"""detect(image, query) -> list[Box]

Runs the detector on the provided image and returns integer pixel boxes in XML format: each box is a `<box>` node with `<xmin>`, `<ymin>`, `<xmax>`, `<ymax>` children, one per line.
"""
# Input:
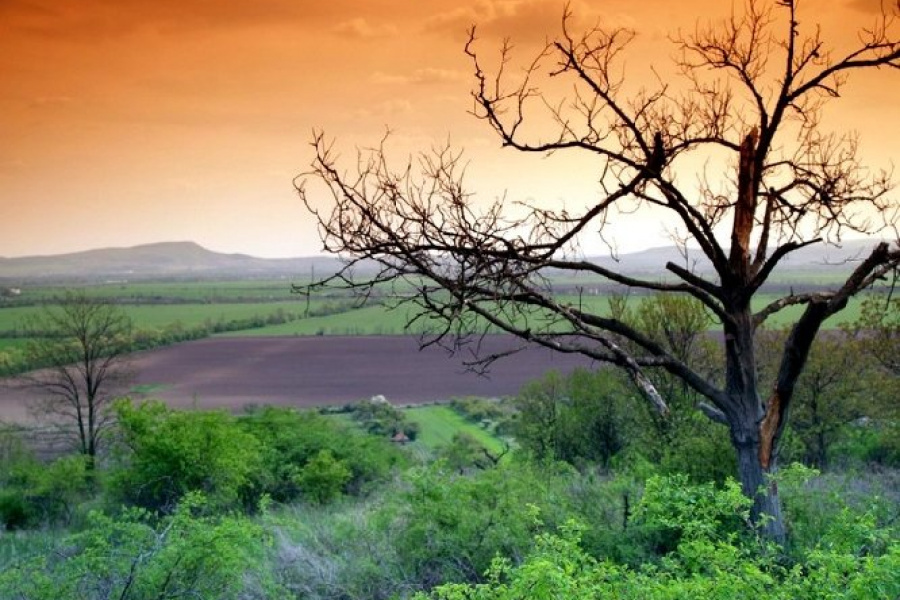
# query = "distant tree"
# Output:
<box><xmin>759</xmin><ymin>329</ymin><xmax>870</xmax><ymax>469</ymax></box>
<box><xmin>513</xmin><ymin>369</ymin><xmax>635</xmax><ymax>468</ymax></box>
<box><xmin>855</xmin><ymin>294</ymin><xmax>900</xmax><ymax>376</ymax></box>
<box><xmin>22</xmin><ymin>291</ymin><xmax>133</xmax><ymax>464</ymax></box>
<box><xmin>299</xmin><ymin>1</ymin><xmax>900</xmax><ymax>541</ymax></box>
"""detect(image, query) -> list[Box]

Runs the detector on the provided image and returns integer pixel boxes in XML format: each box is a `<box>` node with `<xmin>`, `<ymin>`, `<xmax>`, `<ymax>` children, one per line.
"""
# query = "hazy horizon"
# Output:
<box><xmin>2</xmin><ymin>0</ymin><xmax>898</xmax><ymax>259</ymax></box>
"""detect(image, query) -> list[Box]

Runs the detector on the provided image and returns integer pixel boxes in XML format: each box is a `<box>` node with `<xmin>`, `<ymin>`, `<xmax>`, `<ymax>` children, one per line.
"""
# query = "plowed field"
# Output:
<box><xmin>1</xmin><ymin>335</ymin><xmax>596</xmax><ymax>422</ymax></box>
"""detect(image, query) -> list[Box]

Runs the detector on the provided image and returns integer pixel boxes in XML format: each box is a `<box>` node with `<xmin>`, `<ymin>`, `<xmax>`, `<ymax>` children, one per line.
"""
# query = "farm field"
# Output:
<box><xmin>222</xmin><ymin>291</ymin><xmax>871</xmax><ymax>337</ymax></box>
<box><xmin>1</xmin><ymin>277</ymin><xmax>878</xmax><ymax>341</ymax></box>
<box><xmin>0</xmin><ymin>279</ymin><xmax>307</xmax><ymax>303</ymax></box>
<box><xmin>0</xmin><ymin>335</ymin><xmax>596</xmax><ymax>423</ymax></box>
<box><xmin>0</xmin><ymin>300</ymin><xmax>331</xmax><ymax>334</ymax></box>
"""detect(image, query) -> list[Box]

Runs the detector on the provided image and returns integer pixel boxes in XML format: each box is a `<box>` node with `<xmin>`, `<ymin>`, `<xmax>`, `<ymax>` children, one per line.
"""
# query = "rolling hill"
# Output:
<box><xmin>0</xmin><ymin>239</ymin><xmax>887</xmax><ymax>283</ymax></box>
<box><xmin>0</xmin><ymin>242</ymin><xmax>349</xmax><ymax>282</ymax></box>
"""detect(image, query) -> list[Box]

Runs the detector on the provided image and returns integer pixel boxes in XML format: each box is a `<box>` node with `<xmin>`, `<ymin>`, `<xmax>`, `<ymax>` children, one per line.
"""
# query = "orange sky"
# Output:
<box><xmin>1</xmin><ymin>0</ymin><xmax>897</xmax><ymax>258</ymax></box>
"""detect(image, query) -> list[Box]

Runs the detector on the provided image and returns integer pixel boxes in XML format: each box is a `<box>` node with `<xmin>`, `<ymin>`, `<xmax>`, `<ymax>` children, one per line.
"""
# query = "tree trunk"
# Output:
<box><xmin>724</xmin><ymin>302</ymin><xmax>787</xmax><ymax>543</ymax></box>
<box><xmin>733</xmin><ymin>427</ymin><xmax>786</xmax><ymax>544</ymax></box>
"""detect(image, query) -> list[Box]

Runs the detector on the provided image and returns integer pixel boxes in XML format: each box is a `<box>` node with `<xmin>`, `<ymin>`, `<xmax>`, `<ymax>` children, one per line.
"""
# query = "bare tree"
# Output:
<box><xmin>22</xmin><ymin>291</ymin><xmax>133</xmax><ymax>464</ymax></box>
<box><xmin>297</xmin><ymin>0</ymin><xmax>900</xmax><ymax>541</ymax></box>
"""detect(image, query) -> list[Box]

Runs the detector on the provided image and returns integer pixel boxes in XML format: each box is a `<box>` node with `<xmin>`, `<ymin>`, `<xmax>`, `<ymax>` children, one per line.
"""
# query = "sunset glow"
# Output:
<box><xmin>2</xmin><ymin>0</ymin><xmax>898</xmax><ymax>258</ymax></box>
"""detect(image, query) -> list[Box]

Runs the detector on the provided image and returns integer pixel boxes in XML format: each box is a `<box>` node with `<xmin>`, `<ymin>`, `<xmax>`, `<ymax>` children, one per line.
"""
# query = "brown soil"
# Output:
<box><xmin>0</xmin><ymin>335</ymin><xmax>596</xmax><ymax>422</ymax></box>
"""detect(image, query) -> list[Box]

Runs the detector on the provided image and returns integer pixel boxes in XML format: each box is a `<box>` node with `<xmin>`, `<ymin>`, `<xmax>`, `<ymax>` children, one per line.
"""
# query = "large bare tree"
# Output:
<box><xmin>22</xmin><ymin>291</ymin><xmax>133</xmax><ymax>465</ymax></box>
<box><xmin>297</xmin><ymin>0</ymin><xmax>900</xmax><ymax>541</ymax></box>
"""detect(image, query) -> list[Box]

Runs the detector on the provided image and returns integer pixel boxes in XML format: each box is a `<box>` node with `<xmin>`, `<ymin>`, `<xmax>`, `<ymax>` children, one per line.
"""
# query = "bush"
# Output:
<box><xmin>110</xmin><ymin>400</ymin><xmax>262</xmax><ymax>512</ymax></box>
<box><xmin>0</xmin><ymin>435</ymin><xmax>91</xmax><ymax>530</ymax></box>
<box><xmin>295</xmin><ymin>449</ymin><xmax>352</xmax><ymax>505</ymax></box>
<box><xmin>0</xmin><ymin>493</ymin><xmax>277</xmax><ymax>599</ymax></box>
<box><xmin>382</xmin><ymin>460</ymin><xmax>576</xmax><ymax>588</ymax></box>
<box><xmin>349</xmin><ymin>398</ymin><xmax>421</xmax><ymax>441</ymax></box>
<box><xmin>449</xmin><ymin>397</ymin><xmax>506</xmax><ymax>425</ymax></box>
<box><xmin>240</xmin><ymin>406</ymin><xmax>404</xmax><ymax>503</ymax></box>
<box><xmin>417</xmin><ymin>474</ymin><xmax>900</xmax><ymax>600</ymax></box>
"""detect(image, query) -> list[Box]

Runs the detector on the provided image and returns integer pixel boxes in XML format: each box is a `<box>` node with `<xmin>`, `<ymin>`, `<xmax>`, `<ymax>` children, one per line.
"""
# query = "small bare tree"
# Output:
<box><xmin>23</xmin><ymin>291</ymin><xmax>133</xmax><ymax>464</ymax></box>
<box><xmin>297</xmin><ymin>0</ymin><xmax>900</xmax><ymax>541</ymax></box>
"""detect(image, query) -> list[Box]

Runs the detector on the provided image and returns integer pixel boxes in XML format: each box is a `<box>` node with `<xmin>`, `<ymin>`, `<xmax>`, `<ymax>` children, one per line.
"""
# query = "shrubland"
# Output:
<box><xmin>0</xmin><ymin>294</ymin><xmax>898</xmax><ymax>599</ymax></box>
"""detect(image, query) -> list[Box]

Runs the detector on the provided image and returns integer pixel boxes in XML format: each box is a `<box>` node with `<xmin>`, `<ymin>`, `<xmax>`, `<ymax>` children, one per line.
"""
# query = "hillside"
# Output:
<box><xmin>583</xmin><ymin>239</ymin><xmax>883</xmax><ymax>276</ymax></box>
<box><xmin>0</xmin><ymin>242</ymin><xmax>350</xmax><ymax>282</ymax></box>
<box><xmin>0</xmin><ymin>239</ymin><xmax>886</xmax><ymax>284</ymax></box>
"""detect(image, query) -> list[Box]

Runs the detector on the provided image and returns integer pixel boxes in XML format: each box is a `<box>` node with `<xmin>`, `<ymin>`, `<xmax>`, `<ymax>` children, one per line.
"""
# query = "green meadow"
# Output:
<box><xmin>0</xmin><ymin>279</ymin><xmax>879</xmax><ymax>346</ymax></box>
<box><xmin>404</xmin><ymin>404</ymin><xmax>506</xmax><ymax>454</ymax></box>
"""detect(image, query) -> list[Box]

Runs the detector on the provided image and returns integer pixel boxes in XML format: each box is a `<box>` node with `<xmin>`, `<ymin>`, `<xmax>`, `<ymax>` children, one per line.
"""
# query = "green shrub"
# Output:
<box><xmin>294</xmin><ymin>449</ymin><xmax>352</xmax><ymax>505</ymax></box>
<box><xmin>111</xmin><ymin>400</ymin><xmax>262</xmax><ymax>512</ymax></box>
<box><xmin>0</xmin><ymin>493</ymin><xmax>277</xmax><ymax>599</ymax></box>
<box><xmin>349</xmin><ymin>398</ymin><xmax>421</xmax><ymax>440</ymax></box>
<box><xmin>417</xmin><ymin>474</ymin><xmax>900</xmax><ymax>600</ymax></box>
<box><xmin>0</xmin><ymin>444</ymin><xmax>91</xmax><ymax>530</ymax></box>
<box><xmin>383</xmin><ymin>460</ymin><xmax>575</xmax><ymax>587</ymax></box>
<box><xmin>240</xmin><ymin>406</ymin><xmax>403</xmax><ymax>503</ymax></box>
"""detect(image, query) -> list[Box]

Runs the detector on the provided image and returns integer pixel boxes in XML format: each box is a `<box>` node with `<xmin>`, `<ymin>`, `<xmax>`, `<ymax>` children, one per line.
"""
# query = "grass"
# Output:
<box><xmin>0</xmin><ymin>301</ymin><xmax>312</xmax><ymax>333</ymax></box>
<box><xmin>0</xmin><ymin>280</ymin><xmax>883</xmax><ymax>348</ymax></box>
<box><xmin>0</xmin><ymin>338</ymin><xmax>28</xmax><ymax>352</ymax></box>
<box><xmin>404</xmin><ymin>405</ymin><xmax>506</xmax><ymax>455</ymax></box>
<box><xmin>129</xmin><ymin>383</ymin><xmax>170</xmax><ymax>395</ymax></box>
<box><xmin>2</xmin><ymin>279</ymin><xmax>305</xmax><ymax>303</ymax></box>
<box><xmin>222</xmin><ymin>292</ymin><xmax>871</xmax><ymax>337</ymax></box>
<box><xmin>222</xmin><ymin>303</ymin><xmax>427</xmax><ymax>337</ymax></box>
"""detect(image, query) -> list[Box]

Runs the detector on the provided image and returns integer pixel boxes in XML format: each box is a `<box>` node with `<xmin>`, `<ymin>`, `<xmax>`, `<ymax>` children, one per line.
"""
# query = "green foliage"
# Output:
<box><xmin>510</xmin><ymin>368</ymin><xmax>736</xmax><ymax>483</ymax></box>
<box><xmin>449</xmin><ymin>397</ymin><xmax>507</xmax><ymax>426</ymax></box>
<box><xmin>417</xmin><ymin>474</ymin><xmax>900</xmax><ymax>600</ymax></box>
<box><xmin>854</xmin><ymin>293</ymin><xmax>900</xmax><ymax>376</ymax></box>
<box><xmin>633</xmin><ymin>475</ymin><xmax>752</xmax><ymax>546</ymax></box>
<box><xmin>636</xmin><ymin>410</ymin><xmax>737</xmax><ymax>484</ymax></box>
<box><xmin>350</xmin><ymin>397</ymin><xmax>421</xmax><ymax>440</ymax></box>
<box><xmin>240</xmin><ymin>406</ymin><xmax>403</xmax><ymax>502</ymax></box>
<box><xmin>0</xmin><ymin>493</ymin><xmax>276</xmax><ymax>599</ymax></box>
<box><xmin>111</xmin><ymin>400</ymin><xmax>262</xmax><ymax>512</ymax></box>
<box><xmin>294</xmin><ymin>449</ymin><xmax>352</xmax><ymax>505</ymax></box>
<box><xmin>512</xmin><ymin>369</ymin><xmax>636</xmax><ymax>467</ymax></box>
<box><xmin>439</xmin><ymin>432</ymin><xmax>495</xmax><ymax>472</ymax></box>
<box><xmin>384</xmin><ymin>460</ymin><xmax>574</xmax><ymax>587</ymax></box>
<box><xmin>0</xmin><ymin>431</ymin><xmax>91</xmax><ymax>529</ymax></box>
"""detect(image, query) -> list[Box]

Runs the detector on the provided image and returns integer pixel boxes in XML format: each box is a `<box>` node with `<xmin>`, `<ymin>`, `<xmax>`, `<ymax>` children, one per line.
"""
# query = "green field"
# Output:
<box><xmin>0</xmin><ymin>279</ymin><xmax>880</xmax><ymax>347</ymax></box>
<box><xmin>0</xmin><ymin>338</ymin><xmax>27</xmax><ymax>352</ymax></box>
<box><xmin>220</xmin><ymin>292</ymin><xmax>871</xmax><ymax>337</ymax></box>
<box><xmin>1</xmin><ymin>279</ymin><xmax>306</xmax><ymax>304</ymax></box>
<box><xmin>0</xmin><ymin>299</ymin><xmax>341</xmax><ymax>333</ymax></box>
<box><xmin>404</xmin><ymin>405</ymin><xmax>506</xmax><ymax>454</ymax></box>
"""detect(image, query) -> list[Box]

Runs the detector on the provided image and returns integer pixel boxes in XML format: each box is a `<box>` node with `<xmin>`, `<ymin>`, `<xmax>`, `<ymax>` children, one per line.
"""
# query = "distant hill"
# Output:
<box><xmin>0</xmin><ymin>242</ymin><xmax>352</xmax><ymax>283</ymax></box>
<box><xmin>0</xmin><ymin>239</ymin><xmax>888</xmax><ymax>284</ymax></box>
<box><xmin>584</xmin><ymin>239</ymin><xmax>885</xmax><ymax>276</ymax></box>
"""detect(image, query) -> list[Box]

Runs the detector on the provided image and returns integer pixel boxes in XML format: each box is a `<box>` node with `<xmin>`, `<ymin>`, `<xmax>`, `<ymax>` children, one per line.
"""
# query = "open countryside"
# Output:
<box><xmin>0</xmin><ymin>242</ymin><xmax>880</xmax><ymax>422</ymax></box>
<box><xmin>2</xmin><ymin>1</ymin><xmax>900</xmax><ymax>598</ymax></box>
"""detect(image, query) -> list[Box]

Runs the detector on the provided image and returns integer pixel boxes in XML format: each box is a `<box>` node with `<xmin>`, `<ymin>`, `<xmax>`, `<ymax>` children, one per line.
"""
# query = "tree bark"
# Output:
<box><xmin>734</xmin><ymin>427</ymin><xmax>786</xmax><ymax>543</ymax></box>
<box><xmin>723</xmin><ymin>298</ymin><xmax>788</xmax><ymax>541</ymax></box>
